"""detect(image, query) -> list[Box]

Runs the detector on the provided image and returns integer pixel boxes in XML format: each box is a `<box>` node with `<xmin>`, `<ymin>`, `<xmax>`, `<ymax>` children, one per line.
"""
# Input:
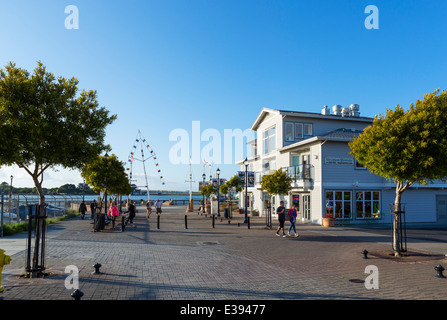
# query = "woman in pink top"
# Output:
<box><xmin>108</xmin><ymin>202</ymin><xmax>119</xmax><ymax>229</ymax></box>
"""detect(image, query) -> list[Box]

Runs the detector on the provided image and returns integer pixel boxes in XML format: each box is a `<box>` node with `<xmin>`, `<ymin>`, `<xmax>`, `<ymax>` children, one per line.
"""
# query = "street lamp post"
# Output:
<box><xmin>82</xmin><ymin>178</ymin><xmax>85</xmax><ymax>203</ymax></box>
<box><xmin>244</xmin><ymin>158</ymin><xmax>248</xmax><ymax>223</ymax></box>
<box><xmin>202</xmin><ymin>173</ymin><xmax>206</xmax><ymax>213</ymax></box>
<box><xmin>216</xmin><ymin>168</ymin><xmax>221</xmax><ymax>217</ymax></box>
<box><xmin>9</xmin><ymin>175</ymin><xmax>13</xmax><ymax>224</ymax></box>
<box><xmin>104</xmin><ymin>152</ymin><xmax>109</xmax><ymax>216</ymax></box>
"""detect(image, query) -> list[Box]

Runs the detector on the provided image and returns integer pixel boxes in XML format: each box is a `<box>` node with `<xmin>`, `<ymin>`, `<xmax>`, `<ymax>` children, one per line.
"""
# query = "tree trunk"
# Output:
<box><xmin>31</xmin><ymin>174</ymin><xmax>46</xmax><ymax>278</ymax></box>
<box><xmin>393</xmin><ymin>181</ymin><xmax>411</xmax><ymax>257</ymax></box>
<box><xmin>393</xmin><ymin>190</ymin><xmax>402</xmax><ymax>256</ymax></box>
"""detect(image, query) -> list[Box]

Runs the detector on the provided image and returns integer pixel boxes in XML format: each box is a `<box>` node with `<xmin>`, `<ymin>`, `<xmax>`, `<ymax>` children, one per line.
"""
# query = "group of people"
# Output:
<box><xmin>78</xmin><ymin>200</ymin><xmax>98</xmax><ymax>220</ymax></box>
<box><xmin>145</xmin><ymin>199</ymin><xmax>163</xmax><ymax>219</ymax></box>
<box><xmin>275</xmin><ymin>201</ymin><xmax>299</xmax><ymax>237</ymax></box>
<box><xmin>78</xmin><ymin>199</ymin><xmax>137</xmax><ymax>230</ymax></box>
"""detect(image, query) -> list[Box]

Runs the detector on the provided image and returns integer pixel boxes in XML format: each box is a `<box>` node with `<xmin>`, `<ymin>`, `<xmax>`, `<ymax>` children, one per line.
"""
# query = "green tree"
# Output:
<box><xmin>349</xmin><ymin>89</ymin><xmax>447</xmax><ymax>255</ymax></box>
<box><xmin>0</xmin><ymin>61</ymin><xmax>116</xmax><ymax>206</ymax></box>
<box><xmin>260</xmin><ymin>169</ymin><xmax>292</xmax><ymax>228</ymax></box>
<box><xmin>57</xmin><ymin>184</ymin><xmax>77</xmax><ymax>194</ymax></box>
<box><xmin>200</xmin><ymin>183</ymin><xmax>216</xmax><ymax>199</ymax></box>
<box><xmin>261</xmin><ymin>169</ymin><xmax>293</xmax><ymax>198</ymax></box>
<box><xmin>81</xmin><ymin>154</ymin><xmax>132</xmax><ymax>203</ymax></box>
<box><xmin>227</xmin><ymin>174</ymin><xmax>244</xmax><ymax>194</ymax></box>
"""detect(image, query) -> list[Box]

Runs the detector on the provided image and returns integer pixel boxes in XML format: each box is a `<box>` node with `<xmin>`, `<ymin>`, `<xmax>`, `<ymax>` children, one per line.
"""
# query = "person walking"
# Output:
<box><xmin>155</xmin><ymin>200</ymin><xmax>162</xmax><ymax>215</ymax></box>
<box><xmin>275</xmin><ymin>201</ymin><xmax>286</xmax><ymax>237</ymax></box>
<box><xmin>90</xmin><ymin>200</ymin><xmax>96</xmax><ymax>220</ymax></box>
<box><xmin>79</xmin><ymin>201</ymin><xmax>87</xmax><ymax>220</ymax></box>
<box><xmin>146</xmin><ymin>201</ymin><xmax>152</xmax><ymax>219</ymax></box>
<box><xmin>107</xmin><ymin>202</ymin><xmax>119</xmax><ymax>229</ymax></box>
<box><xmin>124</xmin><ymin>201</ymin><xmax>136</xmax><ymax>227</ymax></box>
<box><xmin>287</xmin><ymin>204</ymin><xmax>299</xmax><ymax>237</ymax></box>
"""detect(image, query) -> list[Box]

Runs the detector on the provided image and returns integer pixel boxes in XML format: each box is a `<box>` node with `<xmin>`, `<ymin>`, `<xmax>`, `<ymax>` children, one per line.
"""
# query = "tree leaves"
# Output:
<box><xmin>0</xmin><ymin>61</ymin><xmax>116</xmax><ymax>203</ymax></box>
<box><xmin>260</xmin><ymin>169</ymin><xmax>293</xmax><ymax>196</ymax></box>
<box><xmin>81</xmin><ymin>154</ymin><xmax>132</xmax><ymax>195</ymax></box>
<box><xmin>349</xmin><ymin>89</ymin><xmax>447</xmax><ymax>188</ymax></box>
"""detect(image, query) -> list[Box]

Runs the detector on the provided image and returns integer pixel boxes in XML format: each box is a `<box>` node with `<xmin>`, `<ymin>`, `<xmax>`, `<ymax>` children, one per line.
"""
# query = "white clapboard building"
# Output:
<box><xmin>238</xmin><ymin>105</ymin><xmax>447</xmax><ymax>226</ymax></box>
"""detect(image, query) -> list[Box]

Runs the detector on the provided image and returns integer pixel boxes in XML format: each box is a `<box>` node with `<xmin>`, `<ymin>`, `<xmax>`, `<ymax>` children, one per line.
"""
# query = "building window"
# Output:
<box><xmin>263</xmin><ymin>126</ymin><xmax>275</xmax><ymax>154</ymax></box>
<box><xmin>325</xmin><ymin>191</ymin><xmax>351</xmax><ymax>219</ymax></box>
<box><xmin>284</xmin><ymin>122</ymin><xmax>294</xmax><ymax>141</ymax></box>
<box><xmin>304</xmin><ymin>123</ymin><xmax>312</xmax><ymax>135</ymax></box>
<box><xmin>295</xmin><ymin>123</ymin><xmax>303</xmax><ymax>139</ymax></box>
<box><xmin>355</xmin><ymin>159</ymin><xmax>366</xmax><ymax>169</ymax></box>
<box><xmin>356</xmin><ymin>191</ymin><xmax>380</xmax><ymax>218</ymax></box>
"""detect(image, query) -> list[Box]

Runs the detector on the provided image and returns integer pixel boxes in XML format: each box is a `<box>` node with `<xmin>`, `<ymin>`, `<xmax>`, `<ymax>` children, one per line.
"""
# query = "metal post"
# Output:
<box><xmin>1</xmin><ymin>189</ymin><xmax>4</xmax><ymax>238</ymax></box>
<box><xmin>184</xmin><ymin>215</ymin><xmax>188</xmax><ymax>229</ymax></box>
<box><xmin>9</xmin><ymin>176</ymin><xmax>13</xmax><ymax>225</ymax></box>
<box><xmin>157</xmin><ymin>214</ymin><xmax>160</xmax><ymax>229</ymax></box>
<box><xmin>244</xmin><ymin>159</ymin><xmax>248</xmax><ymax>223</ymax></box>
<box><xmin>202</xmin><ymin>174</ymin><xmax>206</xmax><ymax>213</ymax></box>
<box><xmin>212</xmin><ymin>214</ymin><xmax>215</xmax><ymax>228</ymax></box>
<box><xmin>217</xmin><ymin>169</ymin><xmax>221</xmax><ymax>217</ymax></box>
<box><xmin>248</xmin><ymin>216</ymin><xmax>250</xmax><ymax>229</ymax></box>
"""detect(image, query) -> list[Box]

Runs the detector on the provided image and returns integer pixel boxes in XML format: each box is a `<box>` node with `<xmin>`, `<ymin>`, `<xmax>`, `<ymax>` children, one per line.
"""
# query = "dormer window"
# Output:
<box><xmin>304</xmin><ymin>123</ymin><xmax>313</xmax><ymax>135</ymax></box>
<box><xmin>295</xmin><ymin>123</ymin><xmax>303</xmax><ymax>138</ymax></box>
<box><xmin>263</xmin><ymin>126</ymin><xmax>276</xmax><ymax>154</ymax></box>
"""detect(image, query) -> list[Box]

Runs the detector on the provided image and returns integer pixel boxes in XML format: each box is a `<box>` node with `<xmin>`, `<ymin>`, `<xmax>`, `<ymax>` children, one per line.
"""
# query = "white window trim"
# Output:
<box><xmin>295</xmin><ymin>123</ymin><xmax>303</xmax><ymax>139</ymax></box>
<box><xmin>325</xmin><ymin>190</ymin><xmax>352</xmax><ymax>219</ymax></box>
<box><xmin>354</xmin><ymin>159</ymin><xmax>367</xmax><ymax>170</ymax></box>
<box><xmin>263</xmin><ymin>125</ymin><xmax>276</xmax><ymax>155</ymax></box>
<box><xmin>284</xmin><ymin>122</ymin><xmax>294</xmax><ymax>142</ymax></box>
<box><xmin>303</xmin><ymin>123</ymin><xmax>313</xmax><ymax>136</ymax></box>
<box><xmin>355</xmin><ymin>191</ymin><xmax>381</xmax><ymax>219</ymax></box>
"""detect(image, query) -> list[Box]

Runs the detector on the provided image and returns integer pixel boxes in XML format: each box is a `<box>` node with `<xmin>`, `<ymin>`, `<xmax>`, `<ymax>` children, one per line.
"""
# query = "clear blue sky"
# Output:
<box><xmin>1</xmin><ymin>0</ymin><xmax>446</xmax><ymax>191</ymax></box>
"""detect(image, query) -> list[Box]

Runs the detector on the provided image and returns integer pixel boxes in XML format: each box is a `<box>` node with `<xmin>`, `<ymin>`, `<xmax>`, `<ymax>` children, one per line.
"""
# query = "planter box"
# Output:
<box><xmin>322</xmin><ymin>217</ymin><xmax>335</xmax><ymax>227</ymax></box>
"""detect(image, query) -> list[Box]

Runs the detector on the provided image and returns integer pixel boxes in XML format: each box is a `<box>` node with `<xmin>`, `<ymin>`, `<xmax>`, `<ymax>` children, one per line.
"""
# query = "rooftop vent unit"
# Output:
<box><xmin>321</xmin><ymin>105</ymin><xmax>330</xmax><ymax>115</ymax></box>
<box><xmin>332</xmin><ymin>105</ymin><xmax>342</xmax><ymax>116</ymax></box>
<box><xmin>342</xmin><ymin>107</ymin><xmax>349</xmax><ymax>117</ymax></box>
<box><xmin>349</xmin><ymin>104</ymin><xmax>360</xmax><ymax>117</ymax></box>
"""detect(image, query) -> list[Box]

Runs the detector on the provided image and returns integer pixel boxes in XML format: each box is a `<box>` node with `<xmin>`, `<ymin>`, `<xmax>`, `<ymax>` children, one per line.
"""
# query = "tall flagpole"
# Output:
<box><xmin>185</xmin><ymin>156</ymin><xmax>195</xmax><ymax>212</ymax></box>
<box><xmin>138</xmin><ymin>130</ymin><xmax>151</xmax><ymax>203</ymax></box>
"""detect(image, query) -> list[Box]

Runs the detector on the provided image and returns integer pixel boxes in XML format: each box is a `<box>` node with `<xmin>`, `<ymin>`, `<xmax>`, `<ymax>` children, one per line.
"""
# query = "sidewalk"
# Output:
<box><xmin>1</xmin><ymin>205</ymin><xmax>446</xmax><ymax>300</ymax></box>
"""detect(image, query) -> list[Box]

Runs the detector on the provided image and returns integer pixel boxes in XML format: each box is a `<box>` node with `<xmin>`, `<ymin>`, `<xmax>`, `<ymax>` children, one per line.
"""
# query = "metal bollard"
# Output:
<box><xmin>121</xmin><ymin>216</ymin><xmax>126</xmax><ymax>232</ymax></box>
<box><xmin>212</xmin><ymin>214</ymin><xmax>215</xmax><ymax>228</ymax></box>
<box><xmin>92</xmin><ymin>263</ymin><xmax>102</xmax><ymax>274</ymax></box>
<box><xmin>185</xmin><ymin>215</ymin><xmax>188</xmax><ymax>229</ymax></box>
<box><xmin>362</xmin><ymin>250</ymin><xmax>369</xmax><ymax>259</ymax></box>
<box><xmin>71</xmin><ymin>289</ymin><xmax>84</xmax><ymax>301</ymax></box>
<box><xmin>434</xmin><ymin>265</ymin><xmax>446</xmax><ymax>278</ymax></box>
<box><xmin>248</xmin><ymin>217</ymin><xmax>250</xmax><ymax>229</ymax></box>
<box><xmin>157</xmin><ymin>215</ymin><xmax>160</xmax><ymax>229</ymax></box>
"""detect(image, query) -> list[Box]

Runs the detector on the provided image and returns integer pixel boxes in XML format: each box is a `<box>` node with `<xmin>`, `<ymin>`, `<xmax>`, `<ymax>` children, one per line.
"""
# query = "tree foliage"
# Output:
<box><xmin>81</xmin><ymin>154</ymin><xmax>132</xmax><ymax>196</ymax></box>
<box><xmin>349</xmin><ymin>89</ymin><xmax>447</xmax><ymax>255</ymax></box>
<box><xmin>260</xmin><ymin>169</ymin><xmax>292</xmax><ymax>197</ymax></box>
<box><xmin>0</xmin><ymin>61</ymin><xmax>116</xmax><ymax>204</ymax></box>
<box><xmin>200</xmin><ymin>183</ymin><xmax>215</xmax><ymax>198</ymax></box>
<box><xmin>349</xmin><ymin>89</ymin><xmax>447</xmax><ymax>201</ymax></box>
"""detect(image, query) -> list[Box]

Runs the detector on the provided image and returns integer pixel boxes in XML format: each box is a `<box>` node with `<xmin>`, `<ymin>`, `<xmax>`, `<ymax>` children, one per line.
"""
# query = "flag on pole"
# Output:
<box><xmin>203</xmin><ymin>160</ymin><xmax>208</xmax><ymax>166</ymax></box>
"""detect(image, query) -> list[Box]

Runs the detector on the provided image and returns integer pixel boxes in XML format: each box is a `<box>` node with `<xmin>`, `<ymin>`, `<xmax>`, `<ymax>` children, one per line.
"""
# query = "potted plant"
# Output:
<box><xmin>322</xmin><ymin>213</ymin><xmax>335</xmax><ymax>227</ymax></box>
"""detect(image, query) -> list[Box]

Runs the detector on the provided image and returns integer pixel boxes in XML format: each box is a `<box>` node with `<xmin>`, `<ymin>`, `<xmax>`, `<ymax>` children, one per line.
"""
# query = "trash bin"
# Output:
<box><xmin>224</xmin><ymin>208</ymin><xmax>229</xmax><ymax>219</ymax></box>
<box><xmin>94</xmin><ymin>213</ymin><xmax>105</xmax><ymax>231</ymax></box>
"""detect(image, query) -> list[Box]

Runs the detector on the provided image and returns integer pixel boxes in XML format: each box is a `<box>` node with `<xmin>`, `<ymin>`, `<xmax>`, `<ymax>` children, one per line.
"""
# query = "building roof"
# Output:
<box><xmin>280</xmin><ymin>128</ymin><xmax>363</xmax><ymax>152</ymax></box>
<box><xmin>251</xmin><ymin>107</ymin><xmax>374</xmax><ymax>131</ymax></box>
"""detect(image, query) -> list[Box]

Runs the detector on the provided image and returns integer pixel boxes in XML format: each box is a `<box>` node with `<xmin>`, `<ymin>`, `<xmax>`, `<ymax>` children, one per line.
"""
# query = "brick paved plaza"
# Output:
<box><xmin>1</xmin><ymin>205</ymin><xmax>447</xmax><ymax>306</ymax></box>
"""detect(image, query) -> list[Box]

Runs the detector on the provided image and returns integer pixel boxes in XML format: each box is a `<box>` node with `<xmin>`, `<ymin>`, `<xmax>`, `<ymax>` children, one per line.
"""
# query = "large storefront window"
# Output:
<box><xmin>325</xmin><ymin>191</ymin><xmax>351</xmax><ymax>219</ymax></box>
<box><xmin>356</xmin><ymin>191</ymin><xmax>380</xmax><ymax>218</ymax></box>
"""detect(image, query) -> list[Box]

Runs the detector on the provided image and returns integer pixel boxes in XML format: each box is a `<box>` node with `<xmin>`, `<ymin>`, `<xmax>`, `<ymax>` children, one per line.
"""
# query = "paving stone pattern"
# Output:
<box><xmin>1</xmin><ymin>206</ymin><xmax>447</xmax><ymax>300</ymax></box>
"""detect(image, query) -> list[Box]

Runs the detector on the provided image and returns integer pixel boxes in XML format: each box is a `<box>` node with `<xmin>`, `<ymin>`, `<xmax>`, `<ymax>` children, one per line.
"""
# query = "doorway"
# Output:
<box><xmin>303</xmin><ymin>194</ymin><xmax>311</xmax><ymax>222</ymax></box>
<box><xmin>436</xmin><ymin>195</ymin><xmax>447</xmax><ymax>225</ymax></box>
